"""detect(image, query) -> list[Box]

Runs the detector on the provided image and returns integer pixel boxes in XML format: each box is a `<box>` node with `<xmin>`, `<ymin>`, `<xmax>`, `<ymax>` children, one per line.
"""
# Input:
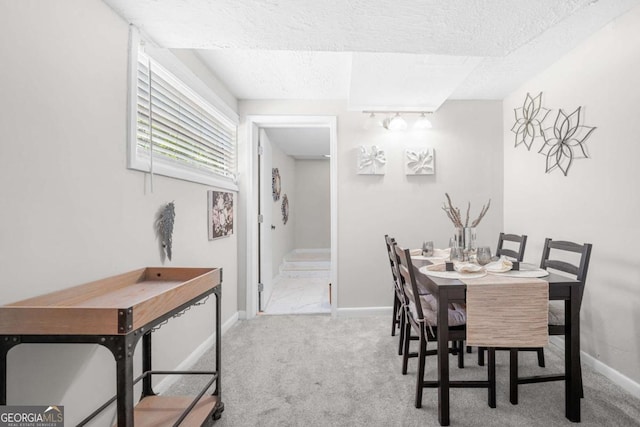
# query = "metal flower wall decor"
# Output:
<box><xmin>357</xmin><ymin>145</ymin><xmax>386</xmax><ymax>175</ymax></box>
<box><xmin>405</xmin><ymin>148</ymin><xmax>435</xmax><ymax>175</ymax></box>
<box><xmin>272</xmin><ymin>168</ymin><xmax>281</xmax><ymax>201</ymax></box>
<box><xmin>511</xmin><ymin>92</ymin><xmax>597</xmax><ymax>176</ymax></box>
<box><xmin>539</xmin><ymin>107</ymin><xmax>596</xmax><ymax>176</ymax></box>
<box><xmin>281</xmin><ymin>194</ymin><xmax>289</xmax><ymax>225</ymax></box>
<box><xmin>511</xmin><ymin>92</ymin><xmax>550</xmax><ymax>150</ymax></box>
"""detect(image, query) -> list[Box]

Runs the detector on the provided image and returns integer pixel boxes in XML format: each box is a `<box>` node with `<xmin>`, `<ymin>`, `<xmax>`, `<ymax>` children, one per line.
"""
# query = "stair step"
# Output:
<box><xmin>279</xmin><ymin>249</ymin><xmax>331</xmax><ymax>278</ymax></box>
<box><xmin>280</xmin><ymin>261</ymin><xmax>330</xmax><ymax>271</ymax></box>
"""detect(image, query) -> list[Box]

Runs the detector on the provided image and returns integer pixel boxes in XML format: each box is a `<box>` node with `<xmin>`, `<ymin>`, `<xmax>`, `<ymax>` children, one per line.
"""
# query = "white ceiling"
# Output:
<box><xmin>103</xmin><ymin>0</ymin><xmax>639</xmax><ymax>153</ymax></box>
<box><xmin>264</xmin><ymin>128</ymin><xmax>330</xmax><ymax>159</ymax></box>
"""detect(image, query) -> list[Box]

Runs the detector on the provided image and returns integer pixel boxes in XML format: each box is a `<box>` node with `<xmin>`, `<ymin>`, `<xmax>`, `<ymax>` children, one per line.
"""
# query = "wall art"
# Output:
<box><xmin>357</xmin><ymin>145</ymin><xmax>386</xmax><ymax>175</ymax></box>
<box><xmin>511</xmin><ymin>92</ymin><xmax>550</xmax><ymax>150</ymax></box>
<box><xmin>281</xmin><ymin>194</ymin><xmax>289</xmax><ymax>225</ymax></box>
<box><xmin>405</xmin><ymin>148</ymin><xmax>435</xmax><ymax>175</ymax></box>
<box><xmin>208</xmin><ymin>190</ymin><xmax>234</xmax><ymax>239</ymax></box>
<box><xmin>156</xmin><ymin>201</ymin><xmax>175</xmax><ymax>261</ymax></box>
<box><xmin>538</xmin><ymin>107</ymin><xmax>596</xmax><ymax>176</ymax></box>
<box><xmin>272</xmin><ymin>168</ymin><xmax>281</xmax><ymax>201</ymax></box>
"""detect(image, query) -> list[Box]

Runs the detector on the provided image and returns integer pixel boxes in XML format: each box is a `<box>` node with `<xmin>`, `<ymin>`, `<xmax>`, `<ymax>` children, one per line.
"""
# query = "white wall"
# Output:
<box><xmin>294</xmin><ymin>159</ymin><xmax>331</xmax><ymax>249</ymax></box>
<box><xmin>270</xmin><ymin>138</ymin><xmax>297</xmax><ymax>275</ymax></box>
<box><xmin>503</xmin><ymin>5</ymin><xmax>640</xmax><ymax>387</ymax></box>
<box><xmin>239</xmin><ymin>100</ymin><xmax>503</xmax><ymax>310</ymax></box>
<box><xmin>0</xmin><ymin>1</ymin><xmax>238</xmax><ymax>424</ymax></box>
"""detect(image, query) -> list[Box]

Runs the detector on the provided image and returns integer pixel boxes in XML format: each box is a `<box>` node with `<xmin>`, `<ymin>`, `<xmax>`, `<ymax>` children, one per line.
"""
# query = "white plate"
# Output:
<box><xmin>412</xmin><ymin>255</ymin><xmax>447</xmax><ymax>263</ymax></box>
<box><xmin>419</xmin><ymin>266</ymin><xmax>487</xmax><ymax>280</ymax></box>
<box><xmin>492</xmin><ymin>269</ymin><xmax>549</xmax><ymax>278</ymax></box>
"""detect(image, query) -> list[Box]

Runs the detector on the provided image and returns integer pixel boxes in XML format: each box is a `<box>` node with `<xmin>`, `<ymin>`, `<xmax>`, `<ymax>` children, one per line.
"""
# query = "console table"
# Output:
<box><xmin>0</xmin><ymin>267</ymin><xmax>224</xmax><ymax>426</ymax></box>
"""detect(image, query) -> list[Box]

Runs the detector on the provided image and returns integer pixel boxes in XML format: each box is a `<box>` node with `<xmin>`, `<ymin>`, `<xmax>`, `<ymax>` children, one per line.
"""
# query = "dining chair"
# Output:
<box><xmin>394</xmin><ymin>244</ymin><xmax>496</xmax><ymax>409</ymax></box>
<box><xmin>384</xmin><ymin>235</ymin><xmax>406</xmax><ymax>355</ymax></box>
<box><xmin>509</xmin><ymin>238</ymin><xmax>592</xmax><ymax>404</ymax></box>
<box><xmin>496</xmin><ymin>232</ymin><xmax>528</xmax><ymax>261</ymax></box>
<box><xmin>475</xmin><ymin>232</ymin><xmax>531</xmax><ymax>362</ymax></box>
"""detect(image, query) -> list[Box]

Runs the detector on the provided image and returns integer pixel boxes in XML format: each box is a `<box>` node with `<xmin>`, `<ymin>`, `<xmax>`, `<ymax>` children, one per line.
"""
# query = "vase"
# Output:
<box><xmin>454</xmin><ymin>227</ymin><xmax>477</xmax><ymax>252</ymax></box>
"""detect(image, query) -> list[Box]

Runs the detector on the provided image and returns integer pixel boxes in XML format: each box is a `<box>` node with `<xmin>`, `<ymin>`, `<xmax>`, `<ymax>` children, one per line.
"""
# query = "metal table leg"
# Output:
<box><xmin>115</xmin><ymin>335</ymin><xmax>135</xmax><ymax>426</ymax></box>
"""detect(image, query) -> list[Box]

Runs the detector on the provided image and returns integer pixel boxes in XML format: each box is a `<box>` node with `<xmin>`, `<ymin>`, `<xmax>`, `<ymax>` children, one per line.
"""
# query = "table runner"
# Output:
<box><xmin>461</xmin><ymin>274</ymin><xmax>549</xmax><ymax>348</ymax></box>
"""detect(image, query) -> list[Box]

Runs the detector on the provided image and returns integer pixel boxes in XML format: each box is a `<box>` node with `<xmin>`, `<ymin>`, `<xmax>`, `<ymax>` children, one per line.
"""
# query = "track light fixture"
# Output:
<box><xmin>414</xmin><ymin>112</ymin><xmax>433</xmax><ymax>129</ymax></box>
<box><xmin>363</xmin><ymin>111</ymin><xmax>433</xmax><ymax>131</ymax></box>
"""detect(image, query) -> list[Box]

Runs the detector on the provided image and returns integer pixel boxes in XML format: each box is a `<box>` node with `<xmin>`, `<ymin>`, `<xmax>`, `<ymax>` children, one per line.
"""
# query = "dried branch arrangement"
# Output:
<box><xmin>442</xmin><ymin>193</ymin><xmax>491</xmax><ymax>228</ymax></box>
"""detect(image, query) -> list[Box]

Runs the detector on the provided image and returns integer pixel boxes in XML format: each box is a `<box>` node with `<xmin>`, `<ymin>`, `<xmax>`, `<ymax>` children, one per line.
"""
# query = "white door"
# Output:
<box><xmin>258</xmin><ymin>129</ymin><xmax>274</xmax><ymax>311</ymax></box>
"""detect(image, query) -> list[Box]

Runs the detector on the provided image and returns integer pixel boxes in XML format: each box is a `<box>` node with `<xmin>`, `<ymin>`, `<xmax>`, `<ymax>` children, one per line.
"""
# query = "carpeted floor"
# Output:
<box><xmin>169</xmin><ymin>315</ymin><xmax>640</xmax><ymax>426</ymax></box>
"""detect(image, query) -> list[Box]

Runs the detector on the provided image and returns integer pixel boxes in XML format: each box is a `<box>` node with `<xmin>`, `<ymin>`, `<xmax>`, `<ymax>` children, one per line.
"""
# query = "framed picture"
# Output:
<box><xmin>357</xmin><ymin>145</ymin><xmax>386</xmax><ymax>175</ymax></box>
<box><xmin>208</xmin><ymin>190</ymin><xmax>234</xmax><ymax>240</ymax></box>
<box><xmin>405</xmin><ymin>148</ymin><xmax>435</xmax><ymax>175</ymax></box>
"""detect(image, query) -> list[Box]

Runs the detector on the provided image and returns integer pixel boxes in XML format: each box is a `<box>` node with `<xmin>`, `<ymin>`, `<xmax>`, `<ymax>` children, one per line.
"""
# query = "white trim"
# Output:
<box><xmin>130</xmin><ymin>154</ymin><xmax>239</xmax><ymax>191</ymax></box>
<box><xmin>335</xmin><ymin>307</ymin><xmax>393</xmax><ymax>318</ymax></box>
<box><xmin>243</xmin><ymin>115</ymin><xmax>338</xmax><ymax>319</ymax></box>
<box><xmin>549</xmin><ymin>336</ymin><xmax>640</xmax><ymax>398</ymax></box>
<box><xmin>154</xmin><ymin>311</ymin><xmax>239</xmax><ymax>394</ymax></box>
<box><xmin>126</xmin><ymin>25</ymin><xmax>139</xmax><ymax>172</ymax></box>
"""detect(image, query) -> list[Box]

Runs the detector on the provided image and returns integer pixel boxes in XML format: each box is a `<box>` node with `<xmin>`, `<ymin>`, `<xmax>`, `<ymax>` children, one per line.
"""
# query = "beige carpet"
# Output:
<box><xmin>169</xmin><ymin>314</ymin><xmax>640</xmax><ymax>426</ymax></box>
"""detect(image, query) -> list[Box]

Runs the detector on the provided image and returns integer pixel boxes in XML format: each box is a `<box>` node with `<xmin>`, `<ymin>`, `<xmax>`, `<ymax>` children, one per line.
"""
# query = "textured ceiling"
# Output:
<box><xmin>104</xmin><ymin>0</ymin><xmax>640</xmax><ymax>106</ymax></box>
<box><xmin>102</xmin><ymin>0</ymin><xmax>640</xmax><ymax>150</ymax></box>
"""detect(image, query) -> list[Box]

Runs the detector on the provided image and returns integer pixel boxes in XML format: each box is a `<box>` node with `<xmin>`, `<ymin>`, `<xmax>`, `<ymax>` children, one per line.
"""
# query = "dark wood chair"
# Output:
<box><xmin>394</xmin><ymin>244</ymin><xmax>496</xmax><ymax>409</ymax></box>
<box><xmin>496</xmin><ymin>232</ymin><xmax>528</xmax><ymax>261</ymax></box>
<box><xmin>475</xmin><ymin>232</ymin><xmax>530</xmax><ymax>362</ymax></box>
<box><xmin>509</xmin><ymin>238</ymin><xmax>592</xmax><ymax>404</ymax></box>
<box><xmin>384</xmin><ymin>235</ymin><xmax>406</xmax><ymax>355</ymax></box>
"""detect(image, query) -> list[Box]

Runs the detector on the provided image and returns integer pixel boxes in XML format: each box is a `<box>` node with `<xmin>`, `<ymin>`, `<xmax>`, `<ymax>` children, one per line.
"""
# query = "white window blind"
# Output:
<box><xmin>131</xmin><ymin>50</ymin><xmax>237</xmax><ymax>187</ymax></box>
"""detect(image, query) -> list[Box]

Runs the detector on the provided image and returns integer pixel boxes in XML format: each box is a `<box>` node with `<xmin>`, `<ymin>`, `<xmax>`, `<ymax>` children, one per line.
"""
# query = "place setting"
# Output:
<box><xmin>417</xmin><ymin>244</ymin><xmax>549</xmax><ymax>280</ymax></box>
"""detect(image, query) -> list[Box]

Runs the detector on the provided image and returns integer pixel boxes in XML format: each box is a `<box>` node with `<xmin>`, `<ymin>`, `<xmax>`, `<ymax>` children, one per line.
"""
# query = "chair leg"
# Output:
<box><xmin>398</xmin><ymin>308</ymin><xmax>405</xmax><ymax>356</ymax></box>
<box><xmin>391</xmin><ymin>293</ymin><xmax>399</xmax><ymax>336</ymax></box>
<box><xmin>467</xmin><ymin>345</ymin><xmax>473</xmax><ymax>354</ymax></box>
<box><xmin>402</xmin><ymin>322</ymin><xmax>411</xmax><ymax>375</ymax></box>
<box><xmin>537</xmin><ymin>347</ymin><xmax>545</xmax><ymax>367</ymax></box>
<box><xmin>488</xmin><ymin>347</ymin><xmax>496</xmax><ymax>408</ymax></box>
<box><xmin>457</xmin><ymin>340</ymin><xmax>464</xmax><ymax>369</ymax></box>
<box><xmin>478</xmin><ymin>346</ymin><xmax>485</xmax><ymax>366</ymax></box>
<box><xmin>415</xmin><ymin>331</ymin><xmax>427</xmax><ymax>408</ymax></box>
<box><xmin>510</xmin><ymin>349</ymin><xmax>518</xmax><ymax>405</ymax></box>
<box><xmin>579</xmin><ymin>356</ymin><xmax>584</xmax><ymax>398</ymax></box>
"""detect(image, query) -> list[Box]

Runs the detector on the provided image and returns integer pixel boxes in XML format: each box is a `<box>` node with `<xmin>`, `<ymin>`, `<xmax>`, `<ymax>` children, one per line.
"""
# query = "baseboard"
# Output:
<box><xmin>549</xmin><ymin>336</ymin><xmax>640</xmax><ymax>399</ymax></box>
<box><xmin>335</xmin><ymin>306</ymin><xmax>392</xmax><ymax>317</ymax></box>
<box><xmin>154</xmin><ymin>311</ymin><xmax>239</xmax><ymax>394</ymax></box>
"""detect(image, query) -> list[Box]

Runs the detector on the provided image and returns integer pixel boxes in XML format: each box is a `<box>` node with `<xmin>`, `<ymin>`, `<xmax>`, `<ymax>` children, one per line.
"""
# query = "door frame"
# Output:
<box><xmin>244</xmin><ymin>115</ymin><xmax>338</xmax><ymax>319</ymax></box>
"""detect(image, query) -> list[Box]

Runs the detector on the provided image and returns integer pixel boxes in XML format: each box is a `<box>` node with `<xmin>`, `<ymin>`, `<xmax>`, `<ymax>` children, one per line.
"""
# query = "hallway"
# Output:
<box><xmin>263</xmin><ymin>249</ymin><xmax>331</xmax><ymax>314</ymax></box>
<box><xmin>262</xmin><ymin>276</ymin><xmax>331</xmax><ymax>314</ymax></box>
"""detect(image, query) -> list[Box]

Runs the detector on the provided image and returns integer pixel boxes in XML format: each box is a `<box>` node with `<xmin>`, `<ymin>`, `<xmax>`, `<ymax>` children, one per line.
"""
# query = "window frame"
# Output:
<box><xmin>127</xmin><ymin>28</ymin><xmax>239</xmax><ymax>190</ymax></box>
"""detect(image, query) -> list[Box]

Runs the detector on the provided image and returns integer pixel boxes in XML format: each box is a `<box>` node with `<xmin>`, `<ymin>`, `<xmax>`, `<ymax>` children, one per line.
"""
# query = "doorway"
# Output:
<box><xmin>244</xmin><ymin>116</ymin><xmax>337</xmax><ymax>319</ymax></box>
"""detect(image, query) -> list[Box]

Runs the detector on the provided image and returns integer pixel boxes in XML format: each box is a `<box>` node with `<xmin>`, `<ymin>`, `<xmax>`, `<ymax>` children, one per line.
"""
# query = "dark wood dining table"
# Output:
<box><xmin>411</xmin><ymin>257</ymin><xmax>583</xmax><ymax>426</ymax></box>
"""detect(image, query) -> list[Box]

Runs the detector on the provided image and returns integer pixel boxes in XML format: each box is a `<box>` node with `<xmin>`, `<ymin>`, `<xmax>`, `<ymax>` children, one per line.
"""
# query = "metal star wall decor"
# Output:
<box><xmin>511</xmin><ymin>92</ymin><xmax>550</xmax><ymax>150</ymax></box>
<box><xmin>538</xmin><ymin>107</ymin><xmax>596</xmax><ymax>176</ymax></box>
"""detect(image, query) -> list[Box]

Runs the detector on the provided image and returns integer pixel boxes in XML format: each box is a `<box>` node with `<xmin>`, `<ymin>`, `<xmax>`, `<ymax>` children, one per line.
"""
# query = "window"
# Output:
<box><xmin>128</xmin><ymin>40</ymin><xmax>238</xmax><ymax>189</ymax></box>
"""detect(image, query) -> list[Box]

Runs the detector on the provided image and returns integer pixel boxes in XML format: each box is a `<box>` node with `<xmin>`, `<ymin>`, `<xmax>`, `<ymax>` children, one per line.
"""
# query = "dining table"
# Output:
<box><xmin>410</xmin><ymin>256</ymin><xmax>583</xmax><ymax>426</ymax></box>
